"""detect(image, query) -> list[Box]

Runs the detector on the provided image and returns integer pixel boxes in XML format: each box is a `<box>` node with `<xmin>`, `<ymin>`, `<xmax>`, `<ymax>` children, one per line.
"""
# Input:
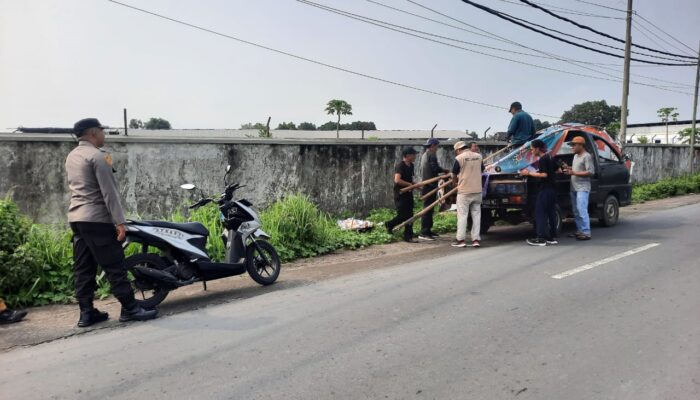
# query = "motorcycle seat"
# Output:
<box><xmin>131</xmin><ymin>220</ymin><xmax>209</xmax><ymax>236</ymax></box>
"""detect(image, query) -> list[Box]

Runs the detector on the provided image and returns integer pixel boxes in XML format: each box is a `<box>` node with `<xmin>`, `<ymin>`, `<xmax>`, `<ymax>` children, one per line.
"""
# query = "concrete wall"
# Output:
<box><xmin>0</xmin><ymin>135</ymin><xmax>696</xmax><ymax>223</ymax></box>
<box><xmin>0</xmin><ymin>134</ymin><xmax>498</xmax><ymax>223</ymax></box>
<box><xmin>625</xmin><ymin>144</ymin><xmax>700</xmax><ymax>184</ymax></box>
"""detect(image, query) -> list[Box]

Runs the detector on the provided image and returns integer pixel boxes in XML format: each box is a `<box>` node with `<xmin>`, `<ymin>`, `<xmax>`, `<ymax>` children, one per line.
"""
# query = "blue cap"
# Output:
<box><xmin>423</xmin><ymin>138</ymin><xmax>440</xmax><ymax>147</ymax></box>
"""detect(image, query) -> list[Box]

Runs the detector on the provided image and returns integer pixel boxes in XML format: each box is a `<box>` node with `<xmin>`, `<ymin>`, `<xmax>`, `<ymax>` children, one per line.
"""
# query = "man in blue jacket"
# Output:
<box><xmin>506</xmin><ymin>101</ymin><xmax>536</xmax><ymax>146</ymax></box>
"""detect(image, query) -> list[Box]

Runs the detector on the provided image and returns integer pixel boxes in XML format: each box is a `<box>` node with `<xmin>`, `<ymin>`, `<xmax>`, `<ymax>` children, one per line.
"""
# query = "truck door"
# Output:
<box><xmin>592</xmin><ymin>136</ymin><xmax>631</xmax><ymax>205</ymax></box>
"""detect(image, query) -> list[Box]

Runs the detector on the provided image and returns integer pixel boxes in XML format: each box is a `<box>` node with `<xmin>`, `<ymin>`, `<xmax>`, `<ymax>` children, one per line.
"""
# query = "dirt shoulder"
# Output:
<box><xmin>2</xmin><ymin>194</ymin><xmax>698</xmax><ymax>352</ymax></box>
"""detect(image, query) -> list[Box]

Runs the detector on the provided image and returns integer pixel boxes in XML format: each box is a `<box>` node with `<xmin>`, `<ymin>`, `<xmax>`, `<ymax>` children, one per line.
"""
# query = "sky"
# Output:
<box><xmin>1</xmin><ymin>0</ymin><xmax>699</xmax><ymax>132</ymax></box>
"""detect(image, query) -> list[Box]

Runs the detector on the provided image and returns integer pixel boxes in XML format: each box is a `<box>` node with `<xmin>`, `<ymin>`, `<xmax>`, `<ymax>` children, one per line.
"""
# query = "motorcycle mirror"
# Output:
<box><xmin>180</xmin><ymin>183</ymin><xmax>196</xmax><ymax>190</ymax></box>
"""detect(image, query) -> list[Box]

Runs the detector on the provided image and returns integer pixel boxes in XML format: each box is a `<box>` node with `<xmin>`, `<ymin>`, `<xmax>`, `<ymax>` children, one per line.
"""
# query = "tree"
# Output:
<box><xmin>144</xmin><ymin>117</ymin><xmax>171</xmax><ymax>130</ymax></box>
<box><xmin>128</xmin><ymin>119</ymin><xmax>144</xmax><ymax>129</ymax></box>
<box><xmin>297</xmin><ymin>122</ymin><xmax>317</xmax><ymax>130</ymax></box>
<box><xmin>677</xmin><ymin>127</ymin><xmax>699</xmax><ymax>144</ymax></box>
<box><xmin>318</xmin><ymin>121</ymin><xmax>338</xmax><ymax>131</ymax></box>
<box><xmin>637</xmin><ymin>136</ymin><xmax>649</xmax><ymax>144</ymax></box>
<box><xmin>657</xmin><ymin>107</ymin><xmax>679</xmax><ymax>144</ymax></box>
<box><xmin>324</xmin><ymin>99</ymin><xmax>353</xmax><ymax>139</ymax></box>
<box><xmin>560</xmin><ymin>100</ymin><xmax>621</xmax><ymax>138</ymax></box>
<box><xmin>344</xmin><ymin>121</ymin><xmax>377</xmax><ymax>131</ymax></box>
<box><xmin>533</xmin><ymin>119</ymin><xmax>551</xmax><ymax>132</ymax></box>
<box><xmin>241</xmin><ymin>122</ymin><xmax>266</xmax><ymax>130</ymax></box>
<box><xmin>276</xmin><ymin>122</ymin><xmax>297</xmax><ymax>130</ymax></box>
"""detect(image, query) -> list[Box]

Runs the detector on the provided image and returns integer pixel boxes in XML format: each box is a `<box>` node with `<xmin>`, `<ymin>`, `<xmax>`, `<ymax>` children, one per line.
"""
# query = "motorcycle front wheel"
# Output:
<box><xmin>125</xmin><ymin>253</ymin><xmax>170</xmax><ymax>309</ymax></box>
<box><xmin>246</xmin><ymin>240</ymin><xmax>281</xmax><ymax>285</ymax></box>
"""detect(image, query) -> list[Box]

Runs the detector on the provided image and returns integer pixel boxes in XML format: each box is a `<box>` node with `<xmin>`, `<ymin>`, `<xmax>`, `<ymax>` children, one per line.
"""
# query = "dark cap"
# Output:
<box><xmin>423</xmin><ymin>138</ymin><xmax>440</xmax><ymax>147</ymax></box>
<box><xmin>402</xmin><ymin>147</ymin><xmax>418</xmax><ymax>156</ymax></box>
<box><xmin>509</xmin><ymin>101</ymin><xmax>522</xmax><ymax>112</ymax></box>
<box><xmin>73</xmin><ymin>118</ymin><xmax>107</xmax><ymax>136</ymax></box>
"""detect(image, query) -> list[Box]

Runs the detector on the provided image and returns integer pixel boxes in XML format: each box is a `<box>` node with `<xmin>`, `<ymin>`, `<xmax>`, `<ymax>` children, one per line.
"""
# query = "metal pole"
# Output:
<box><xmin>690</xmin><ymin>41</ymin><xmax>699</xmax><ymax>173</ymax></box>
<box><xmin>123</xmin><ymin>108</ymin><xmax>128</xmax><ymax>136</ymax></box>
<box><xmin>619</xmin><ymin>0</ymin><xmax>633</xmax><ymax>146</ymax></box>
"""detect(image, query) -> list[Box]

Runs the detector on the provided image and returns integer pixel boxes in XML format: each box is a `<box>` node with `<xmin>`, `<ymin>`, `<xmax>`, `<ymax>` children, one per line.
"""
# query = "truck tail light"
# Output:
<box><xmin>509</xmin><ymin>195</ymin><xmax>524</xmax><ymax>204</ymax></box>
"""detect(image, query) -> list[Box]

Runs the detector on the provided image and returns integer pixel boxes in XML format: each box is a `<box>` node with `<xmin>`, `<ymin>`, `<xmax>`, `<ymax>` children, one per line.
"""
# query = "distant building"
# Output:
<box><xmin>626</xmin><ymin>120</ymin><xmax>694</xmax><ymax>144</ymax></box>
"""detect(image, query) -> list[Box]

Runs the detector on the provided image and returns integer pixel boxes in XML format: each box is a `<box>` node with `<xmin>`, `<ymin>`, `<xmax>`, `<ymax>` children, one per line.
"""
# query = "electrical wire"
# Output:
<box><xmin>494</xmin><ymin>0</ymin><xmax>624</xmax><ymax>19</ymax></box>
<box><xmin>104</xmin><ymin>0</ymin><xmax>561</xmax><ymax>118</ymax></box>
<box><xmin>633</xmin><ymin>19</ymin><xmax>696</xmax><ymax>58</ymax></box>
<box><xmin>516</xmin><ymin>0</ymin><xmax>698</xmax><ymax>60</ymax></box>
<box><xmin>570</xmin><ymin>0</ymin><xmax>627</xmax><ymax>13</ymax></box>
<box><xmin>635</xmin><ymin>13</ymin><xmax>697</xmax><ymax>55</ymax></box>
<box><xmin>300</xmin><ymin>0</ymin><xmax>694</xmax><ymax>94</ymax></box>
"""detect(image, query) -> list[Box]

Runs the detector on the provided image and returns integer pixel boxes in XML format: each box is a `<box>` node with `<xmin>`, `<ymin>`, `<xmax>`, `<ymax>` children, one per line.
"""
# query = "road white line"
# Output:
<box><xmin>551</xmin><ymin>243</ymin><xmax>661</xmax><ymax>279</ymax></box>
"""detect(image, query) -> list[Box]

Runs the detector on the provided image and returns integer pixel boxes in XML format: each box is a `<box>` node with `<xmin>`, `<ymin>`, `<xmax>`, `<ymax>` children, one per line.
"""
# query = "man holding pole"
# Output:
<box><xmin>451</xmin><ymin>141</ymin><xmax>483</xmax><ymax>248</ymax></box>
<box><xmin>386</xmin><ymin>147</ymin><xmax>419</xmax><ymax>242</ymax></box>
<box><xmin>418</xmin><ymin>138</ymin><xmax>449</xmax><ymax>241</ymax></box>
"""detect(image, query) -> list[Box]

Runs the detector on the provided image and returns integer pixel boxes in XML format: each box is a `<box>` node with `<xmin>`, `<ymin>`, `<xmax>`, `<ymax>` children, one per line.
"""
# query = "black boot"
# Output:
<box><xmin>77</xmin><ymin>300</ymin><xmax>109</xmax><ymax>328</ymax></box>
<box><xmin>119</xmin><ymin>305</ymin><xmax>158</xmax><ymax>322</ymax></box>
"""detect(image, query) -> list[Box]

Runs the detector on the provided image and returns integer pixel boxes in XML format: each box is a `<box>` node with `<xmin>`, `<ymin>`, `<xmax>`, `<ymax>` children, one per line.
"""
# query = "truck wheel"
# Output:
<box><xmin>599</xmin><ymin>195</ymin><xmax>619</xmax><ymax>227</ymax></box>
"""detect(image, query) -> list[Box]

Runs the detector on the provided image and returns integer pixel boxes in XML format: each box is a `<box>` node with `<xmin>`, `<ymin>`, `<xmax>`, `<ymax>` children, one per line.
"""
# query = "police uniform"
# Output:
<box><xmin>66</xmin><ymin>118</ymin><xmax>156</xmax><ymax>326</ymax></box>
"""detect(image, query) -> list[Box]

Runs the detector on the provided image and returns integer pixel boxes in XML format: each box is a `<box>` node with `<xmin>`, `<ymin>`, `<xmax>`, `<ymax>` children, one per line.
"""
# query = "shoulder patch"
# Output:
<box><xmin>104</xmin><ymin>154</ymin><xmax>113</xmax><ymax>167</ymax></box>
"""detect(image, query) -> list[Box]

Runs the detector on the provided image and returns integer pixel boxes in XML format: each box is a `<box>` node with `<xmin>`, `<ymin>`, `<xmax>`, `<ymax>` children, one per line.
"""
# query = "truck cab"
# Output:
<box><xmin>481</xmin><ymin>126</ymin><xmax>632</xmax><ymax>234</ymax></box>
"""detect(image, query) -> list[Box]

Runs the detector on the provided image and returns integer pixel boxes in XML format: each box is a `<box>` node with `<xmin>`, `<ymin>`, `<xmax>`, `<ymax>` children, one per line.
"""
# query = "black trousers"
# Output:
<box><xmin>420</xmin><ymin>185</ymin><xmax>437</xmax><ymax>235</ymax></box>
<box><xmin>535</xmin><ymin>187</ymin><xmax>558</xmax><ymax>241</ymax></box>
<box><xmin>386</xmin><ymin>194</ymin><xmax>414</xmax><ymax>240</ymax></box>
<box><xmin>70</xmin><ymin>222</ymin><xmax>136</xmax><ymax>309</ymax></box>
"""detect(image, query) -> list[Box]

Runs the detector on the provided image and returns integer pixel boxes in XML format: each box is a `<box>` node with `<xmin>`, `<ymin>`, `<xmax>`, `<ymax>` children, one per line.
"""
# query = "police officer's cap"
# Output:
<box><xmin>74</xmin><ymin>118</ymin><xmax>108</xmax><ymax>137</ymax></box>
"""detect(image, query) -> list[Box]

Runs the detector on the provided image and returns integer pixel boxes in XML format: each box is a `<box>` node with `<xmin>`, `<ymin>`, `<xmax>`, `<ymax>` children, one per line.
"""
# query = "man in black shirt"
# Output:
<box><xmin>386</xmin><ymin>147</ymin><xmax>418</xmax><ymax>242</ymax></box>
<box><xmin>418</xmin><ymin>138</ymin><xmax>449</xmax><ymax>241</ymax></box>
<box><xmin>519</xmin><ymin>139</ymin><xmax>560</xmax><ymax>246</ymax></box>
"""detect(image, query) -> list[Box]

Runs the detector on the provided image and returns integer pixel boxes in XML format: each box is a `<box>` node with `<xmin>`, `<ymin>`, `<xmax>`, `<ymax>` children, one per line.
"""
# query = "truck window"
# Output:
<box><xmin>594</xmin><ymin>137</ymin><xmax>620</xmax><ymax>163</ymax></box>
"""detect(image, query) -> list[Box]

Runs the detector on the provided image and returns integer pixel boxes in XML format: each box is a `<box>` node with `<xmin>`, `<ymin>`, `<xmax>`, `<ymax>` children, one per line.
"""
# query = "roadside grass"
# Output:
<box><xmin>632</xmin><ymin>173</ymin><xmax>700</xmax><ymax>203</ymax></box>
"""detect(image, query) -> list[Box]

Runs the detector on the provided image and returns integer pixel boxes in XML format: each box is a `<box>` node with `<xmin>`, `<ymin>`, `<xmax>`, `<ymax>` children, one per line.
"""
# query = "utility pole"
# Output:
<box><xmin>690</xmin><ymin>41</ymin><xmax>700</xmax><ymax>173</ymax></box>
<box><xmin>619</xmin><ymin>0</ymin><xmax>633</xmax><ymax>147</ymax></box>
<box><xmin>123</xmin><ymin>108</ymin><xmax>128</xmax><ymax>136</ymax></box>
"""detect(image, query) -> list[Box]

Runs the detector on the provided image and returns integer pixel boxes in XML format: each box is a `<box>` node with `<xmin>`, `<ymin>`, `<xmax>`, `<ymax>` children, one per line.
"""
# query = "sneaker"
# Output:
<box><xmin>576</xmin><ymin>234</ymin><xmax>591</xmax><ymax>241</ymax></box>
<box><xmin>429</xmin><ymin>232</ymin><xmax>441</xmax><ymax>238</ymax></box>
<box><xmin>0</xmin><ymin>309</ymin><xmax>27</xmax><ymax>325</ymax></box>
<box><xmin>526</xmin><ymin>238</ymin><xmax>547</xmax><ymax>246</ymax></box>
<box><xmin>418</xmin><ymin>235</ymin><xmax>436</xmax><ymax>241</ymax></box>
<box><xmin>404</xmin><ymin>237</ymin><xmax>418</xmax><ymax>243</ymax></box>
<box><xmin>546</xmin><ymin>239</ymin><xmax>559</xmax><ymax>246</ymax></box>
<box><xmin>451</xmin><ymin>240</ymin><xmax>467</xmax><ymax>248</ymax></box>
<box><xmin>472</xmin><ymin>240</ymin><xmax>481</xmax><ymax>248</ymax></box>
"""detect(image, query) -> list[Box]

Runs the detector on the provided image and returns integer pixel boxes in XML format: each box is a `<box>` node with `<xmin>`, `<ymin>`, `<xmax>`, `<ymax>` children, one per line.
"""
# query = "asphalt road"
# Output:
<box><xmin>2</xmin><ymin>203</ymin><xmax>699</xmax><ymax>400</ymax></box>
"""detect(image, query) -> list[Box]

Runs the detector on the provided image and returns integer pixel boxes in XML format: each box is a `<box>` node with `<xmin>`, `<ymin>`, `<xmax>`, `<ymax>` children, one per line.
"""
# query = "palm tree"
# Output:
<box><xmin>325</xmin><ymin>99</ymin><xmax>353</xmax><ymax>139</ymax></box>
<box><xmin>657</xmin><ymin>107</ymin><xmax>679</xmax><ymax>144</ymax></box>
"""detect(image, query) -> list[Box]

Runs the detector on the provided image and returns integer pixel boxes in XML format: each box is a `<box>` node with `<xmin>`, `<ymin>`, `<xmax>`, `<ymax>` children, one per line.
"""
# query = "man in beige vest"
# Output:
<box><xmin>451</xmin><ymin>141</ymin><xmax>483</xmax><ymax>248</ymax></box>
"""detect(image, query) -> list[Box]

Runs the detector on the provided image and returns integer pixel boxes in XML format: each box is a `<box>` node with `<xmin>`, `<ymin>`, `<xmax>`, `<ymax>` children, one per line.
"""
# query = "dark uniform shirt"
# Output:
<box><xmin>536</xmin><ymin>153</ymin><xmax>557</xmax><ymax>189</ymax></box>
<box><xmin>393</xmin><ymin>161</ymin><xmax>414</xmax><ymax>198</ymax></box>
<box><xmin>65</xmin><ymin>141</ymin><xmax>126</xmax><ymax>225</ymax></box>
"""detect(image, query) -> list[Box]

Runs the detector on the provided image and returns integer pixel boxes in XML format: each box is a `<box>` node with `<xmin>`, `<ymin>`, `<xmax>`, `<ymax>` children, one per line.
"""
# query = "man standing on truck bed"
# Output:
<box><xmin>564</xmin><ymin>136</ymin><xmax>595</xmax><ymax>240</ymax></box>
<box><xmin>451</xmin><ymin>141</ymin><xmax>483</xmax><ymax>248</ymax></box>
<box><xmin>419</xmin><ymin>138</ymin><xmax>449</xmax><ymax>241</ymax></box>
<box><xmin>506</xmin><ymin>101</ymin><xmax>536</xmax><ymax>147</ymax></box>
<box><xmin>519</xmin><ymin>139</ymin><xmax>560</xmax><ymax>246</ymax></box>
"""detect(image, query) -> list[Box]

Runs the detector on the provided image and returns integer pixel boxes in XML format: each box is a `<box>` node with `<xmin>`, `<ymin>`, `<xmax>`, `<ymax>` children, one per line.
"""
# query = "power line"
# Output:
<box><xmin>570</xmin><ymin>0</ymin><xmax>627</xmax><ymax>13</ymax></box>
<box><xmin>104</xmin><ymin>0</ymin><xmax>560</xmax><ymax>118</ymax></box>
<box><xmin>516</xmin><ymin>0</ymin><xmax>698</xmax><ymax>60</ymax></box>
<box><xmin>494</xmin><ymin>0</ymin><xmax>624</xmax><ymax>19</ymax></box>
<box><xmin>460</xmin><ymin>0</ymin><xmax>696</xmax><ymax>66</ymax></box>
<box><xmin>633</xmin><ymin>18</ymin><xmax>696</xmax><ymax>57</ymax></box>
<box><xmin>635</xmin><ymin>13</ymin><xmax>697</xmax><ymax>54</ymax></box>
<box><xmin>300</xmin><ymin>0</ymin><xmax>694</xmax><ymax>94</ymax></box>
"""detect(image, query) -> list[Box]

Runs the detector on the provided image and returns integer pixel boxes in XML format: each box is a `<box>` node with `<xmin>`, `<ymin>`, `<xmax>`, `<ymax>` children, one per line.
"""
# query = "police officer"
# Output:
<box><xmin>66</xmin><ymin>118</ymin><xmax>157</xmax><ymax>327</ymax></box>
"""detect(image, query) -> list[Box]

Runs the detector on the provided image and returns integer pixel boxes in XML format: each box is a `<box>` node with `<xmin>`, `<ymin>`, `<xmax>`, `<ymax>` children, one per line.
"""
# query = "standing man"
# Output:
<box><xmin>469</xmin><ymin>141</ymin><xmax>480</xmax><ymax>155</ymax></box>
<box><xmin>451</xmin><ymin>141</ymin><xmax>483</xmax><ymax>248</ymax></box>
<box><xmin>66</xmin><ymin>118</ymin><xmax>157</xmax><ymax>327</ymax></box>
<box><xmin>386</xmin><ymin>147</ymin><xmax>419</xmax><ymax>243</ymax></box>
<box><xmin>506</xmin><ymin>101</ymin><xmax>536</xmax><ymax>147</ymax></box>
<box><xmin>418</xmin><ymin>138</ymin><xmax>449</xmax><ymax>241</ymax></box>
<box><xmin>564</xmin><ymin>136</ymin><xmax>595</xmax><ymax>240</ymax></box>
<box><xmin>520</xmin><ymin>139</ymin><xmax>560</xmax><ymax>246</ymax></box>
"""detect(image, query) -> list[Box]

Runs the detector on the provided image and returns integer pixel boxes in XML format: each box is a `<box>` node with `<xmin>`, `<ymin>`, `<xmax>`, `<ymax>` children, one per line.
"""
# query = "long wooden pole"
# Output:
<box><xmin>419</xmin><ymin>179</ymin><xmax>450</xmax><ymax>201</ymax></box>
<box><xmin>619</xmin><ymin>0</ymin><xmax>633</xmax><ymax>147</ymax></box>
<box><xmin>399</xmin><ymin>173</ymin><xmax>450</xmax><ymax>193</ymax></box>
<box><xmin>483</xmin><ymin>144</ymin><xmax>513</xmax><ymax>164</ymax></box>
<box><xmin>690</xmin><ymin>41</ymin><xmax>700</xmax><ymax>173</ymax></box>
<box><xmin>392</xmin><ymin>187</ymin><xmax>458</xmax><ymax>232</ymax></box>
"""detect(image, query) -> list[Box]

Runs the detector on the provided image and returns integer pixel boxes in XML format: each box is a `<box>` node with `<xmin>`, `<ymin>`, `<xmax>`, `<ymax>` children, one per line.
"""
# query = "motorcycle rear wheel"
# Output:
<box><xmin>246</xmin><ymin>240</ymin><xmax>281</xmax><ymax>285</ymax></box>
<box><xmin>125</xmin><ymin>253</ymin><xmax>170</xmax><ymax>309</ymax></box>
